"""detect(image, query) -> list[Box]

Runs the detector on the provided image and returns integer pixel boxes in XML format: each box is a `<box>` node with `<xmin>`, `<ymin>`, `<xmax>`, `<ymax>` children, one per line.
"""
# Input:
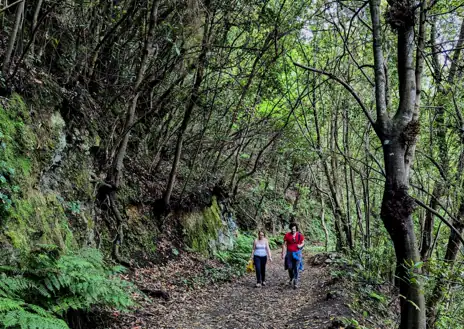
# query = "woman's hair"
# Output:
<box><xmin>257</xmin><ymin>230</ymin><xmax>265</xmax><ymax>237</ymax></box>
<box><xmin>289</xmin><ymin>222</ymin><xmax>298</xmax><ymax>231</ymax></box>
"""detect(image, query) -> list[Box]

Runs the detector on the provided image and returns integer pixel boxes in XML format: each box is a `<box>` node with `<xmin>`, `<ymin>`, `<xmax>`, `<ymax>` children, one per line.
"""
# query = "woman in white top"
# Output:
<box><xmin>250</xmin><ymin>231</ymin><xmax>272</xmax><ymax>287</ymax></box>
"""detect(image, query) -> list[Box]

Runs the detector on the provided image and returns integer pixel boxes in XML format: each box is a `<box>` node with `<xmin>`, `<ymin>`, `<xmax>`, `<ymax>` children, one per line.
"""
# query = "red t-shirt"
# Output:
<box><xmin>284</xmin><ymin>232</ymin><xmax>304</xmax><ymax>252</ymax></box>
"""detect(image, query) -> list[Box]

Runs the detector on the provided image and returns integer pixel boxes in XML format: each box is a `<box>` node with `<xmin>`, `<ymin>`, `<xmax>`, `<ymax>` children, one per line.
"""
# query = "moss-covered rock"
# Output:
<box><xmin>5</xmin><ymin>192</ymin><xmax>75</xmax><ymax>252</ymax></box>
<box><xmin>125</xmin><ymin>204</ymin><xmax>158</xmax><ymax>254</ymax></box>
<box><xmin>182</xmin><ymin>196</ymin><xmax>225</xmax><ymax>255</ymax></box>
<box><xmin>0</xmin><ymin>94</ymin><xmax>88</xmax><ymax>258</ymax></box>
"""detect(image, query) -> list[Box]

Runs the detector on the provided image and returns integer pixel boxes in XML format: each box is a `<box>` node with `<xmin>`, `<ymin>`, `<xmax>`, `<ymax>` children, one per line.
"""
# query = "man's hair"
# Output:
<box><xmin>289</xmin><ymin>222</ymin><xmax>298</xmax><ymax>230</ymax></box>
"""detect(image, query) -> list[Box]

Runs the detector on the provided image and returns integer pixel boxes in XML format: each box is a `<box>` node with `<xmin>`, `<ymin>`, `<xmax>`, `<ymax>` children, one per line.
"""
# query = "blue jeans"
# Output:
<box><xmin>286</xmin><ymin>252</ymin><xmax>301</xmax><ymax>282</ymax></box>
<box><xmin>253</xmin><ymin>255</ymin><xmax>267</xmax><ymax>283</ymax></box>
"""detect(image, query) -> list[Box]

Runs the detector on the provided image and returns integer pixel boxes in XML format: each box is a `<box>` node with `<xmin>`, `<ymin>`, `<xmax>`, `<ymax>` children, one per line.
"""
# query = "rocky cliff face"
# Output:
<box><xmin>0</xmin><ymin>93</ymin><xmax>237</xmax><ymax>263</ymax></box>
<box><xmin>0</xmin><ymin>94</ymin><xmax>96</xmax><ymax>261</ymax></box>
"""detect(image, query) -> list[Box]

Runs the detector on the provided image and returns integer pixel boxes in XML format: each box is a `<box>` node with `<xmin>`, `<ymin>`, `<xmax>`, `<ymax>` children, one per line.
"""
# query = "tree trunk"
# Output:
<box><xmin>108</xmin><ymin>0</ymin><xmax>160</xmax><ymax>261</ymax></box>
<box><xmin>426</xmin><ymin>201</ymin><xmax>464</xmax><ymax>329</ymax></box>
<box><xmin>343</xmin><ymin>105</ymin><xmax>357</xmax><ymax>246</ymax></box>
<box><xmin>313</xmin><ymin>95</ymin><xmax>349</xmax><ymax>250</ymax></box>
<box><xmin>420</xmin><ymin>184</ymin><xmax>442</xmax><ymax>261</ymax></box>
<box><xmin>29</xmin><ymin>0</ymin><xmax>43</xmax><ymax>57</ymax></box>
<box><xmin>163</xmin><ymin>1</ymin><xmax>211</xmax><ymax>207</ymax></box>
<box><xmin>363</xmin><ymin>129</ymin><xmax>371</xmax><ymax>248</ymax></box>
<box><xmin>320</xmin><ymin>197</ymin><xmax>329</xmax><ymax>252</ymax></box>
<box><xmin>2</xmin><ymin>0</ymin><xmax>25</xmax><ymax>77</ymax></box>
<box><xmin>381</xmin><ymin>142</ymin><xmax>425</xmax><ymax>329</ymax></box>
<box><xmin>420</xmin><ymin>18</ymin><xmax>463</xmax><ymax>263</ymax></box>
<box><xmin>371</xmin><ymin>1</ymin><xmax>426</xmax><ymax>328</ymax></box>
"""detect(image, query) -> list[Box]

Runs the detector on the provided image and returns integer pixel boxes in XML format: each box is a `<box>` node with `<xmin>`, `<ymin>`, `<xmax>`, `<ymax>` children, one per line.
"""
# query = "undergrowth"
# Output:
<box><xmin>0</xmin><ymin>246</ymin><xmax>135</xmax><ymax>329</ymax></box>
<box><xmin>424</xmin><ymin>258</ymin><xmax>464</xmax><ymax>328</ymax></box>
<box><xmin>330</xmin><ymin>245</ymin><xmax>397</xmax><ymax>328</ymax></box>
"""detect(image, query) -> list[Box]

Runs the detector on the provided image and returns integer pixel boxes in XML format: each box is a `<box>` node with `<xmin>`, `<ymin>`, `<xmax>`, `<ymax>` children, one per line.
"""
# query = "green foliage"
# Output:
<box><xmin>267</xmin><ymin>235</ymin><xmax>280</xmax><ymax>249</ymax></box>
<box><xmin>344</xmin><ymin>244</ymin><xmax>396</xmax><ymax>285</ymax></box>
<box><xmin>337</xmin><ymin>317</ymin><xmax>368</xmax><ymax>329</ymax></box>
<box><xmin>0</xmin><ymin>247</ymin><xmax>135</xmax><ymax>329</ymax></box>
<box><xmin>424</xmin><ymin>259</ymin><xmax>464</xmax><ymax>329</ymax></box>
<box><xmin>331</xmin><ymin>245</ymin><xmax>397</xmax><ymax>327</ymax></box>
<box><xmin>214</xmin><ymin>233</ymin><xmax>254</xmax><ymax>274</ymax></box>
<box><xmin>4</xmin><ymin>193</ymin><xmax>75</xmax><ymax>252</ymax></box>
<box><xmin>214</xmin><ymin>232</ymin><xmax>280</xmax><ymax>277</ymax></box>
<box><xmin>0</xmin><ymin>299</ymin><xmax>68</xmax><ymax>329</ymax></box>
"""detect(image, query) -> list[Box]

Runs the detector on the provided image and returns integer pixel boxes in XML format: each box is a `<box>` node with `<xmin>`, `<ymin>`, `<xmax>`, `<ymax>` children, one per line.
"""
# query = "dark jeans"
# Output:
<box><xmin>287</xmin><ymin>255</ymin><xmax>300</xmax><ymax>282</ymax></box>
<box><xmin>253</xmin><ymin>255</ymin><xmax>267</xmax><ymax>283</ymax></box>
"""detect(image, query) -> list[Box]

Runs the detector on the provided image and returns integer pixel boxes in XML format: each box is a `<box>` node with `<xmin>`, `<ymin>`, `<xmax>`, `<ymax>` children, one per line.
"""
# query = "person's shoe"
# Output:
<box><xmin>262</xmin><ymin>281</ymin><xmax>266</xmax><ymax>286</ymax></box>
<box><xmin>255</xmin><ymin>283</ymin><xmax>261</xmax><ymax>288</ymax></box>
<box><xmin>292</xmin><ymin>278</ymin><xmax>297</xmax><ymax>289</ymax></box>
<box><xmin>287</xmin><ymin>279</ymin><xmax>292</xmax><ymax>286</ymax></box>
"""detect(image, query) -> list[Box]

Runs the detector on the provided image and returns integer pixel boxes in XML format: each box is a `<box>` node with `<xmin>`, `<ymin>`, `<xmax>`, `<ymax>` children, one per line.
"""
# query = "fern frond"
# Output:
<box><xmin>0</xmin><ymin>297</ymin><xmax>23</xmax><ymax>312</ymax></box>
<box><xmin>1</xmin><ymin>309</ymin><xmax>69</xmax><ymax>329</ymax></box>
<box><xmin>0</xmin><ymin>247</ymin><xmax>135</xmax><ymax>328</ymax></box>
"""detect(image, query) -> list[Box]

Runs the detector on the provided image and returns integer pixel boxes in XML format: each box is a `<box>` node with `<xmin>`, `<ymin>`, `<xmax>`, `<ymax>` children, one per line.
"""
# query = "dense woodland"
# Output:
<box><xmin>0</xmin><ymin>0</ymin><xmax>463</xmax><ymax>328</ymax></box>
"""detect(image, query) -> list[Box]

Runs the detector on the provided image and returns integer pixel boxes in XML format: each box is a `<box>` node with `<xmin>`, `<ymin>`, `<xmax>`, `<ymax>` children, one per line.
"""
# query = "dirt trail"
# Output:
<box><xmin>144</xmin><ymin>250</ymin><xmax>351</xmax><ymax>329</ymax></box>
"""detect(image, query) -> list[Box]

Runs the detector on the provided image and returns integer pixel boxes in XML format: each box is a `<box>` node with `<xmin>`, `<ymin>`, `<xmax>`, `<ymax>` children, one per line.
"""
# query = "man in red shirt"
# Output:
<box><xmin>281</xmin><ymin>222</ymin><xmax>305</xmax><ymax>288</ymax></box>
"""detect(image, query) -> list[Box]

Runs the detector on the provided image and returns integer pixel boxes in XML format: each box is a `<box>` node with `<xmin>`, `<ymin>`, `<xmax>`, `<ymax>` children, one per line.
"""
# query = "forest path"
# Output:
<box><xmin>143</xmin><ymin>250</ymin><xmax>351</xmax><ymax>329</ymax></box>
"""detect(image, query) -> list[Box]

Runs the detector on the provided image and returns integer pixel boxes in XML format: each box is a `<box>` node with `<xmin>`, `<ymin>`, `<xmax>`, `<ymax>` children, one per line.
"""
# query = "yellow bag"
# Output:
<box><xmin>246</xmin><ymin>259</ymin><xmax>255</xmax><ymax>273</ymax></box>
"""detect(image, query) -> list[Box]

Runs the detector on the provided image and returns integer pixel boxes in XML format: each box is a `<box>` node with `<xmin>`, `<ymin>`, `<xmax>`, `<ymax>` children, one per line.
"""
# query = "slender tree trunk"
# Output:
<box><xmin>313</xmin><ymin>96</ymin><xmax>348</xmax><ymax>250</ymax></box>
<box><xmin>320</xmin><ymin>197</ymin><xmax>329</xmax><ymax>252</ymax></box>
<box><xmin>2</xmin><ymin>0</ymin><xmax>25</xmax><ymax>77</ymax></box>
<box><xmin>108</xmin><ymin>0</ymin><xmax>160</xmax><ymax>261</ymax></box>
<box><xmin>163</xmin><ymin>1</ymin><xmax>211</xmax><ymax>207</ymax></box>
<box><xmin>343</xmin><ymin>105</ymin><xmax>357</xmax><ymax>245</ymax></box>
<box><xmin>426</xmin><ymin>201</ymin><xmax>464</xmax><ymax>328</ymax></box>
<box><xmin>322</xmin><ymin>159</ymin><xmax>346</xmax><ymax>250</ymax></box>
<box><xmin>363</xmin><ymin>129</ymin><xmax>371</xmax><ymax>248</ymax></box>
<box><xmin>420</xmin><ymin>18</ymin><xmax>462</xmax><ymax>263</ymax></box>
<box><xmin>29</xmin><ymin>0</ymin><xmax>43</xmax><ymax>57</ymax></box>
<box><xmin>420</xmin><ymin>184</ymin><xmax>442</xmax><ymax>261</ymax></box>
<box><xmin>332</xmin><ymin>108</ymin><xmax>352</xmax><ymax>249</ymax></box>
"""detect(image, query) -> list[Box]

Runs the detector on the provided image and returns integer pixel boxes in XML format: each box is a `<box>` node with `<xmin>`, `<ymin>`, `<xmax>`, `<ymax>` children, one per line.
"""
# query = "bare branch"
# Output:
<box><xmin>414</xmin><ymin>197</ymin><xmax>464</xmax><ymax>246</ymax></box>
<box><xmin>292</xmin><ymin>61</ymin><xmax>377</xmax><ymax>130</ymax></box>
